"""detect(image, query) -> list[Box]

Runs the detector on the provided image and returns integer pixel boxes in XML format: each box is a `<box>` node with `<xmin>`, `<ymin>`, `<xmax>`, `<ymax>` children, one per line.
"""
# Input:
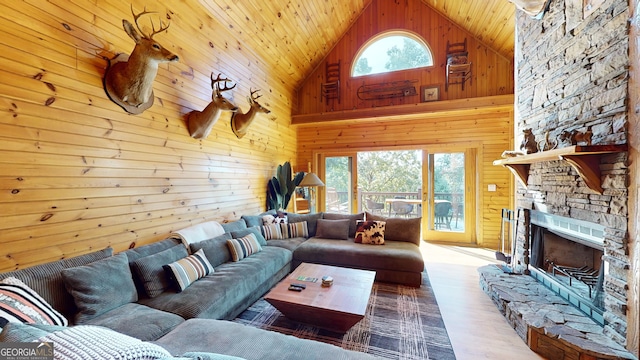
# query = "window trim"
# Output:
<box><xmin>350</xmin><ymin>30</ymin><xmax>434</xmax><ymax>78</ymax></box>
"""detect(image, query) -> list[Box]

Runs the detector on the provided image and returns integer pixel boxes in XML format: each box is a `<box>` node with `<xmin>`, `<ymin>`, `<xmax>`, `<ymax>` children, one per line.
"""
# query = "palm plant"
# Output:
<box><xmin>266</xmin><ymin>162</ymin><xmax>305</xmax><ymax>210</ymax></box>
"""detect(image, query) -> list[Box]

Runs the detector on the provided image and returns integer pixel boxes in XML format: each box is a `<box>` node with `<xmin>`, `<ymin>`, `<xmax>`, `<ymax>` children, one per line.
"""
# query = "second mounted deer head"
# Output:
<box><xmin>103</xmin><ymin>5</ymin><xmax>179</xmax><ymax>114</ymax></box>
<box><xmin>231</xmin><ymin>88</ymin><xmax>271</xmax><ymax>139</ymax></box>
<box><xmin>187</xmin><ymin>73</ymin><xmax>238</xmax><ymax>139</ymax></box>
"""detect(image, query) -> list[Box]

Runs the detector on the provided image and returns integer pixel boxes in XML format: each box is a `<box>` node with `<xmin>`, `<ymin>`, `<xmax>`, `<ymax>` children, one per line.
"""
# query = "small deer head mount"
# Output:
<box><xmin>103</xmin><ymin>5</ymin><xmax>179</xmax><ymax>114</ymax></box>
<box><xmin>231</xmin><ymin>88</ymin><xmax>271</xmax><ymax>139</ymax></box>
<box><xmin>187</xmin><ymin>73</ymin><xmax>238</xmax><ymax>139</ymax></box>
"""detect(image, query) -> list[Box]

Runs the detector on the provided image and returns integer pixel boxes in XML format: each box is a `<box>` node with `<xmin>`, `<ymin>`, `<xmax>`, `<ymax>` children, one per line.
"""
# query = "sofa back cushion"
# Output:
<box><xmin>130</xmin><ymin>245</ymin><xmax>188</xmax><ymax>298</ymax></box>
<box><xmin>322</xmin><ymin>212</ymin><xmax>365</xmax><ymax>238</ymax></box>
<box><xmin>61</xmin><ymin>253</ymin><xmax>138</xmax><ymax>324</ymax></box>
<box><xmin>189</xmin><ymin>233</ymin><xmax>233</xmax><ymax>268</ymax></box>
<box><xmin>0</xmin><ymin>248</ymin><xmax>113</xmax><ymax>321</ymax></box>
<box><xmin>365</xmin><ymin>212</ymin><xmax>422</xmax><ymax>245</ymax></box>
<box><xmin>221</xmin><ymin>219</ymin><xmax>248</xmax><ymax>233</ymax></box>
<box><xmin>230</xmin><ymin>226</ymin><xmax>267</xmax><ymax>246</ymax></box>
<box><xmin>315</xmin><ymin>219</ymin><xmax>350</xmax><ymax>240</ymax></box>
<box><xmin>284</xmin><ymin>212</ymin><xmax>323</xmax><ymax>237</ymax></box>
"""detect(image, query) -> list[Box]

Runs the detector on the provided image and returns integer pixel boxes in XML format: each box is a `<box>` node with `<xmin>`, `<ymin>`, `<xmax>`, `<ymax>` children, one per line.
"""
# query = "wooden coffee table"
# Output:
<box><xmin>264</xmin><ymin>263</ymin><xmax>376</xmax><ymax>332</ymax></box>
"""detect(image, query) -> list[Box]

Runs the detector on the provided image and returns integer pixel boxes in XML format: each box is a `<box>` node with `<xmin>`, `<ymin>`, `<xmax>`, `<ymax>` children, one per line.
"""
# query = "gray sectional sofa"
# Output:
<box><xmin>0</xmin><ymin>211</ymin><xmax>423</xmax><ymax>359</ymax></box>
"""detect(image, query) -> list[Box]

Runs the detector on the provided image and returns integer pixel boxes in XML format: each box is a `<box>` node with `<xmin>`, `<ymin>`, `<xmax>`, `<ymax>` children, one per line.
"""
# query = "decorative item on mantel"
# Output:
<box><xmin>103</xmin><ymin>5</ymin><xmax>179</xmax><ymax>115</ymax></box>
<box><xmin>356</xmin><ymin>80</ymin><xmax>418</xmax><ymax>100</ymax></box>
<box><xmin>519</xmin><ymin>128</ymin><xmax>538</xmax><ymax>154</ymax></box>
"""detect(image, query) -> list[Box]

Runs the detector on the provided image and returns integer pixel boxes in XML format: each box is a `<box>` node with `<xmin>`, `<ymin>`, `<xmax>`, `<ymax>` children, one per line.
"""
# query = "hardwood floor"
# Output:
<box><xmin>421</xmin><ymin>242</ymin><xmax>545</xmax><ymax>360</ymax></box>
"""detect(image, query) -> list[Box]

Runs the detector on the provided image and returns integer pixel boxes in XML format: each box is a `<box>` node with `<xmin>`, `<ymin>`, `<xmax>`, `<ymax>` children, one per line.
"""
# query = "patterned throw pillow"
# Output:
<box><xmin>262</xmin><ymin>214</ymin><xmax>288</xmax><ymax>225</ymax></box>
<box><xmin>0</xmin><ymin>277</ymin><xmax>67</xmax><ymax>328</ymax></box>
<box><xmin>227</xmin><ymin>234</ymin><xmax>262</xmax><ymax>261</ymax></box>
<box><xmin>163</xmin><ymin>249</ymin><xmax>214</xmax><ymax>292</ymax></box>
<box><xmin>287</xmin><ymin>221</ymin><xmax>309</xmax><ymax>238</ymax></box>
<box><xmin>355</xmin><ymin>220</ymin><xmax>386</xmax><ymax>245</ymax></box>
<box><xmin>261</xmin><ymin>223</ymin><xmax>286</xmax><ymax>240</ymax></box>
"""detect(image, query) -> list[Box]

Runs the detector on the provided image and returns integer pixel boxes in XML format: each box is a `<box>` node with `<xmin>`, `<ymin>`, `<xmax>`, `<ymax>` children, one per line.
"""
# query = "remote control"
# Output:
<box><xmin>290</xmin><ymin>283</ymin><xmax>306</xmax><ymax>289</ymax></box>
<box><xmin>288</xmin><ymin>285</ymin><xmax>303</xmax><ymax>291</ymax></box>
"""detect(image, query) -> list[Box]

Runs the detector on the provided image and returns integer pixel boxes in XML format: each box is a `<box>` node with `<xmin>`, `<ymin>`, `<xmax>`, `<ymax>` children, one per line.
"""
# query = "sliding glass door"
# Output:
<box><xmin>423</xmin><ymin>146</ymin><xmax>476</xmax><ymax>243</ymax></box>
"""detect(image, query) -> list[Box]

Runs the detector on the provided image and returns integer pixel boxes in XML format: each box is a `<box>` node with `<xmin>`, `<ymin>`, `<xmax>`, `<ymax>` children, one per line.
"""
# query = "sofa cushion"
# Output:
<box><xmin>83</xmin><ymin>302</ymin><xmax>184</xmax><ymax>341</ymax></box>
<box><xmin>355</xmin><ymin>220</ymin><xmax>386</xmax><ymax>245</ymax></box>
<box><xmin>365</xmin><ymin>212</ymin><xmax>422</xmax><ymax>245</ymax></box>
<box><xmin>294</xmin><ymin>238</ymin><xmax>424</xmax><ymax>274</ymax></box>
<box><xmin>0</xmin><ymin>277</ymin><xmax>67</xmax><ymax>328</ymax></box>
<box><xmin>0</xmin><ymin>322</ymin><xmax>69</xmax><ymax>343</ymax></box>
<box><xmin>287</xmin><ymin>212</ymin><xmax>323</xmax><ymax>237</ymax></box>
<box><xmin>221</xmin><ymin>219</ymin><xmax>248</xmax><ymax>233</ymax></box>
<box><xmin>131</xmin><ymin>245</ymin><xmax>189</xmax><ymax>298</ymax></box>
<box><xmin>227</xmin><ymin>234</ymin><xmax>262</xmax><ymax>262</ymax></box>
<box><xmin>263</xmin><ymin>238</ymin><xmax>307</xmax><ymax>252</ymax></box>
<box><xmin>315</xmin><ymin>219</ymin><xmax>350</xmax><ymax>240</ymax></box>
<box><xmin>124</xmin><ymin>238</ymin><xmax>182</xmax><ymax>264</ymax></box>
<box><xmin>0</xmin><ymin>248</ymin><xmax>113</xmax><ymax>321</ymax></box>
<box><xmin>230</xmin><ymin>226</ymin><xmax>267</xmax><ymax>246</ymax></box>
<box><xmin>153</xmin><ymin>318</ymin><xmax>376</xmax><ymax>360</ymax></box>
<box><xmin>138</xmin><ymin>247</ymin><xmax>292</xmax><ymax>320</ymax></box>
<box><xmin>61</xmin><ymin>253</ymin><xmax>137</xmax><ymax>324</ymax></box>
<box><xmin>190</xmin><ymin>233</ymin><xmax>233</xmax><ymax>268</ymax></box>
<box><xmin>163</xmin><ymin>249</ymin><xmax>214</xmax><ymax>292</ymax></box>
<box><xmin>241</xmin><ymin>210</ymin><xmax>277</xmax><ymax>228</ymax></box>
<box><xmin>37</xmin><ymin>324</ymin><xmax>172</xmax><ymax>359</ymax></box>
<box><xmin>322</xmin><ymin>212</ymin><xmax>365</xmax><ymax>237</ymax></box>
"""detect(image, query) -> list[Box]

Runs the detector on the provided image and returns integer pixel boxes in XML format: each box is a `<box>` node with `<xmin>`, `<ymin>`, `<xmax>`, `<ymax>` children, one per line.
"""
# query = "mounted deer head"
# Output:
<box><xmin>103</xmin><ymin>5</ymin><xmax>179</xmax><ymax>114</ymax></box>
<box><xmin>231</xmin><ymin>88</ymin><xmax>271</xmax><ymax>139</ymax></box>
<box><xmin>187</xmin><ymin>73</ymin><xmax>238</xmax><ymax>139</ymax></box>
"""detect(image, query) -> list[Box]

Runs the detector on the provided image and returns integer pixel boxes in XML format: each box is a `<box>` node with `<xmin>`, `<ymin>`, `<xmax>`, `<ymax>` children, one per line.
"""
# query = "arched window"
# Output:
<box><xmin>352</xmin><ymin>31</ymin><xmax>434</xmax><ymax>77</ymax></box>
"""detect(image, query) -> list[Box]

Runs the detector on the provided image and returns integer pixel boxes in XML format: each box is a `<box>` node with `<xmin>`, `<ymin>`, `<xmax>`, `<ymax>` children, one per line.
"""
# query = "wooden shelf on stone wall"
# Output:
<box><xmin>493</xmin><ymin>144</ymin><xmax>628</xmax><ymax>194</ymax></box>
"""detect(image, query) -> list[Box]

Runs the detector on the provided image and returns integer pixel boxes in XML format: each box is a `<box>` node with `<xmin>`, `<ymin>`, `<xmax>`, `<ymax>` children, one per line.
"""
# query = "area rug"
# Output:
<box><xmin>233</xmin><ymin>271</ymin><xmax>456</xmax><ymax>360</ymax></box>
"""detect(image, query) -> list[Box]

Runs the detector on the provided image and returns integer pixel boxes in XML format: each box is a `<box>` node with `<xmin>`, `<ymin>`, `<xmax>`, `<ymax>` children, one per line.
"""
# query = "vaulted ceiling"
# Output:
<box><xmin>198</xmin><ymin>0</ymin><xmax>515</xmax><ymax>90</ymax></box>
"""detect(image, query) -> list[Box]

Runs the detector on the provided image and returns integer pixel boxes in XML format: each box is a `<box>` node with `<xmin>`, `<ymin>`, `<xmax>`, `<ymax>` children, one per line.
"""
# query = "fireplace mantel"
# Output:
<box><xmin>493</xmin><ymin>144</ymin><xmax>627</xmax><ymax>194</ymax></box>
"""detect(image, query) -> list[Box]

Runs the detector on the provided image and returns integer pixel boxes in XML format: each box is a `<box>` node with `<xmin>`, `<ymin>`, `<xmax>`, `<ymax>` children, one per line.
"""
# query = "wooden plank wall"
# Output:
<box><xmin>0</xmin><ymin>0</ymin><xmax>298</xmax><ymax>271</ymax></box>
<box><xmin>296</xmin><ymin>107</ymin><xmax>514</xmax><ymax>249</ymax></box>
<box><xmin>295</xmin><ymin>0</ymin><xmax>514</xmax><ymax>115</ymax></box>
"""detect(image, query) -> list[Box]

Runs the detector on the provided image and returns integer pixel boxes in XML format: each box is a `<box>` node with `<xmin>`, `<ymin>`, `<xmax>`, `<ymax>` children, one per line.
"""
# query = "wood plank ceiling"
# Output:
<box><xmin>199</xmin><ymin>0</ymin><xmax>516</xmax><ymax>94</ymax></box>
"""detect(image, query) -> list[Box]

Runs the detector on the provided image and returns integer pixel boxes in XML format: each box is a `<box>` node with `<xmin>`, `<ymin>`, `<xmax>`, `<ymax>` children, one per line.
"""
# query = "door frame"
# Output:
<box><xmin>422</xmin><ymin>144</ymin><xmax>478</xmax><ymax>244</ymax></box>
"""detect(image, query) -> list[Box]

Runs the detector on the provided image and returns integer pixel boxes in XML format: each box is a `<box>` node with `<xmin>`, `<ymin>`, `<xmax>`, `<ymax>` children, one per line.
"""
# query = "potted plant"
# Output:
<box><xmin>266</xmin><ymin>161</ymin><xmax>305</xmax><ymax>211</ymax></box>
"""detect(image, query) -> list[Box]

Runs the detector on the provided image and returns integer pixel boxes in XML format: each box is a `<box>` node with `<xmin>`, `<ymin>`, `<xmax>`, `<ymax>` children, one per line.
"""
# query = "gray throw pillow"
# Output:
<box><xmin>231</xmin><ymin>226</ymin><xmax>267</xmax><ymax>246</ymax></box>
<box><xmin>61</xmin><ymin>253</ymin><xmax>137</xmax><ymax>324</ymax></box>
<box><xmin>315</xmin><ymin>219</ymin><xmax>351</xmax><ymax>240</ymax></box>
<box><xmin>287</xmin><ymin>212</ymin><xmax>323</xmax><ymax>237</ymax></box>
<box><xmin>130</xmin><ymin>245</ymin><xmax>188</xmax><ymax>298</ymax></box>
<box><xmin>323</xmin><ymin>212</ymin><xmax>364</xmax><ymax>237</ymax></box>
<box><xmin>365</xmin><ymin>212</ymin><xmax>422</xmax><ymax>245</ymax></box>
<box><xmin>190</xmin><ymin>233</ymin><xmax>233</xmax><ymax>267</ymax></box>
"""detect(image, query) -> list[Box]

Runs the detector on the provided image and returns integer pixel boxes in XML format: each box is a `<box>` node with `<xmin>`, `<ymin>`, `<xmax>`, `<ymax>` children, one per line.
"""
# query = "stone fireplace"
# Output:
<box><xmin>510</xmin><ymin>0</ymin><xmax>633</xmax><ymax>353</ymax></box>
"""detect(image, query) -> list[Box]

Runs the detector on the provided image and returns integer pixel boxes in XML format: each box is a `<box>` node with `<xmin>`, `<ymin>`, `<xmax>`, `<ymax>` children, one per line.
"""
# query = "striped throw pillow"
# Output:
<box><xmin>287</xmin><ymin>221</ymin><xmax>309</xmax><ymax>238</ymax></box>
<box><xmin>262</xmin><ymin>223</ymin><xmax>286</xmax><ymax>240</ymax></box>
<box><xmin>0</xmin><ymin>277</ymin><xmax>67</xmax><ymax>328</ymax></box>
<box><xmin>163</xmin><ymin>249</ymin><xmax>214</xmax><ymax>292</ymax></box>
<box><xmin>227</xmin><ymin>234</ymin><xmax>263</xmax><ymax>261</ymax></box>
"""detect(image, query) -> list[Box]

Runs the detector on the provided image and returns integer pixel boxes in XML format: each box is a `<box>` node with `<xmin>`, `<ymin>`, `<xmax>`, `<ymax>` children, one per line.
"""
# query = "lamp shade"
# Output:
<box><xmin>299</xmin><ymin>172</ymin><xmax>325</xmax><ymax>187</ymax></box>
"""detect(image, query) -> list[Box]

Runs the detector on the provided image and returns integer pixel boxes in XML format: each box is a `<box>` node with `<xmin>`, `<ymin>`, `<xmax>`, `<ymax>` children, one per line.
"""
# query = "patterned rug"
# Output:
<box><xmin>233</xmin><ymin>271</ymin><xmax>456</xmax><ymax>360</ymax></box>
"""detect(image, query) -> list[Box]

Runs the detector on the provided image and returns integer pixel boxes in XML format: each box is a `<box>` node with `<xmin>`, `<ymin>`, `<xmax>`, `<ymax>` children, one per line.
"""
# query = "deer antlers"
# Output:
<box><xmin>130</xmin><ymin>5</ymin><xmax>170</xmax><ymax>40</ymax></box>
<box><xmin>212</xmin><ymin>73</ymin><xmax>236</xmax><ymax>95</ymax></box>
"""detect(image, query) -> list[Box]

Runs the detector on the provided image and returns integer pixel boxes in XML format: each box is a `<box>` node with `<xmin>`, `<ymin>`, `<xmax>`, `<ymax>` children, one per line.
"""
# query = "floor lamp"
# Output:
<box><xmin>299</xmin><ymin>172</ymin><xmax>324</xmax><ymax>213</ymax></box>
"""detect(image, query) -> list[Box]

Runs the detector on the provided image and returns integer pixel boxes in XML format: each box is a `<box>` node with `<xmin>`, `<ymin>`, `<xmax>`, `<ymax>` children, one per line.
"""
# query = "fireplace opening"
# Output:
<box><xmin>527</xmin><ymin>210</ymin><xmax>606</xmax><ymax>325</ymax></box>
